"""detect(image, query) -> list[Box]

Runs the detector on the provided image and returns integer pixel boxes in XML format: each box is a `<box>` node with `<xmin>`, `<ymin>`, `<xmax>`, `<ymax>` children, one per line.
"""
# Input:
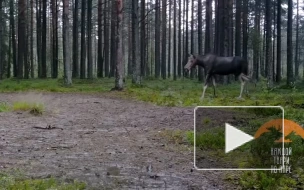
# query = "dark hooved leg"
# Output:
<box><xmin>212</xmin><ymin>76</ymin><xmax>216</xmax><ymax>97</ymax></box>
<box><xmin>201</xmin><ymin>74</ymin><xmax>211</xmax><ymax>101</ymax></box>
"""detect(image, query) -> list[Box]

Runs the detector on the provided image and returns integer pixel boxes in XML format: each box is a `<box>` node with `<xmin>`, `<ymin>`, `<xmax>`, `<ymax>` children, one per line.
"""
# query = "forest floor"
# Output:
<box><xmin>0</xmin><ymin>92</ymin><xmax>238</xmax><ymax>190</ymax></box>
<box><xmin>0</xmin><ymin>78</ymin><xmax>303</xmax><ymax>189</ymax></box>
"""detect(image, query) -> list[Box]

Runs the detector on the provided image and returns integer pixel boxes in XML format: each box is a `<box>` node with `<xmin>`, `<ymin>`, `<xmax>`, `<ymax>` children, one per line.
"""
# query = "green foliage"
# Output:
<box><xmin>13</xmin><ymin>102</ymin><xmax>44</xmax><ymax>115</ymax></box>
<box><xmin>0</xmin><ymin>173</ymin><xmax>86</xmax><ymax>190</ymax></box>
<box><xmin>0</xmin><ymin>102</ymin><xmax>11</xmax><ymax>112</ymax></box>
<box><xmin>187</xmin><ymin>127</ymin><xmax>225</xmax><ymax>150</ymax></box>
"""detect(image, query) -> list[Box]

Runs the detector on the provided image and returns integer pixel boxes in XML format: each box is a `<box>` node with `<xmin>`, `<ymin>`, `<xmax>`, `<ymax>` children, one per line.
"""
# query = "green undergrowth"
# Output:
<box><xmin>0</xmin><ymin>172</ymin><xmax>86</xmax><ymax>190</ymax></box>
<box><xmin>0</xmin><ymin>101</ymin><xmax>45</xmax><ymax>115</ymax></box>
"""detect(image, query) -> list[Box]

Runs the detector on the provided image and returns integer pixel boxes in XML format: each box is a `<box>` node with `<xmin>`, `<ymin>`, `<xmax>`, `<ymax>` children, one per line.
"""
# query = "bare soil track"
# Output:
<box><xmin>0</xmin><ymin>93</ymin><xmax>237</xmax><ymax>190</ymax></box>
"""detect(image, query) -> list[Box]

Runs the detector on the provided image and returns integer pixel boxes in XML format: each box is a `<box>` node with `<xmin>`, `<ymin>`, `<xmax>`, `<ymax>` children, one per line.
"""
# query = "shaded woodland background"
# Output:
<box><xmin>0</xmin><ymin>0</ymin><xmax>303</xmax><ymax>88</ymax></box>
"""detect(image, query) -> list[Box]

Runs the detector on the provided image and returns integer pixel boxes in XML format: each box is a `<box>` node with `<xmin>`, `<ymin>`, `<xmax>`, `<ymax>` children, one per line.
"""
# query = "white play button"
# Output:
<box><xmin>225</xmin><ymin>123</ymin><xmax>254</xmax><ymax>153</ymax></box>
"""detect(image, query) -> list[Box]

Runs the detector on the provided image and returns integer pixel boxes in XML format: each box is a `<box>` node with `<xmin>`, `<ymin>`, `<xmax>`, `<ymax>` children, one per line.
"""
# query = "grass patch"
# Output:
<box><xmin>0</xmin><ymin>173</ymin><xmax>86</xmax><ymax>190</ymax></box>
<box><xmin>0</xmin><ymin>102</ymin><xmax>11</xmax><ymax>112</ymax></box>
<box><xmin>13</xmin><ymin>101</ymin><xmax>44</xmax><ymax>115</ymax></box>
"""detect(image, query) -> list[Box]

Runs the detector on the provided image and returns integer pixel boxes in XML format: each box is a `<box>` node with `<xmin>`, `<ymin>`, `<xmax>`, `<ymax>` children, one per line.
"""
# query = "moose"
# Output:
<box><xmin>184</xmin><ymin>53</ymin><xmax>251</xmax><ymax>100</ymax></box>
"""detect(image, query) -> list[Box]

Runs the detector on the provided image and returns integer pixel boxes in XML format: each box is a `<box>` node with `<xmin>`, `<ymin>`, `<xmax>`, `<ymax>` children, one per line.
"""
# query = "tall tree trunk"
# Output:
<box><xmin>80</xmin><ymin>0</ymin><xmax>86</xmax><ymax>79</ymax></box>
<box><xmin>36</xmin><ymin>0</ymin><xmax>42</xmax><ymax>78</ymax></box>
<box><xmin>97</xmin><ymin>0</ymin><xmax>103</xmax><ymax>78</ymax></box>
<box><xmin>114</xmin><ymin>0</ymin><xmax>124</xmax><ymax>89</ymax></box>
<box><xmin>87</xmin><ymin>0</ymin><xmax>93</xmax><ymax>79</ymax></box>
<box><xmin>73</xmin><ymin>0</ymin><xmax>79</xmax><ymax>78</ymax></box>
<box><xmin>197</xmin><ymin>0</ymin><xmax>203</xmax><ymax>81</ymax></box>
<box><xmin>184</xmin><ymin>0</ymin><xmax>189</xmax><ymax>77</ymax></box>
<box><xmin>173</xmin><ymin>0</ymin><xmax>177</xmax><ymax>80</ymax></box>
<box><xmin>242</xmin><ymin>0</ymin><xmax>248</xmax><ymax>59</ymax></box>
<box><xmin>161</xmin><ymin>0</ymin><xmax>166</xmax><ymax>79</ymax></box>
<box><xmin>24</xmin><ymin>0</ymin><xmax>29</xmax><ymax>79</ymax></box>
<box><xmin>295</xmin><ymin>0</ymin><xmax>299</xmax><ymax>79</ymax></box>
<box><xmin>276</xmin><ymin>0</ymin><xmax>281</xmax><ymax>82</ymax></box>
<box><xmin>253</xmin><ymin>0</ymin><xmax>261</xmax><ymax>82</ymax></box>
<box><xmin>63</xmin><ymin>0</ymin><xmax>72</xmax><ymax>85</ymax></box>
<box><xmin>41</xmin><ymin>0</ymin><xmax>47</xmax><ymax>78</ymax></box>
<box><xmin>132</xmin><ymin>0</ymin><xmax>141</xmax><ymax>84</ymax></box>
<box><xmin>154</xmin><ymin>0</ymin><xmax>160</xmax><ymax>78</ymax></box>
<box><xmin>51</xmin><ymin>0</ymin><xmax>58</xmax><ymax>78</ymax></box>
<box><xmin>30</xmin><ymin>0</ymin><xmax>34</xmax><ymax>78</ymax></box>
<box><xmin>18</xmin><ymin>0</ymin><xmax>26</xmax><ymax>79</ymax></box>
<box><xmin>265</xmin><ymin>0</ymin><xmax>273</xmax><ymax>87</ymax></box>
<box><xmin>0</xmin><ymin>0</ymin><xmax>2</xmax><ymax>79</ymax></box>
<box><xmin>110</xmin><ymin>0</ymin><xmax>116</xmax><ymax>77</ymax></box>
<box><xmin>104</xmin><ymin>0</ymin><xmax>109</xmax><ymax>77</ymax></box>
<box><xmin>190</xmin><ymin>0</ymin><xmax>194</xmax><ymax>79</ymax></box>
<box><xmin>140</xmin><ymin>0</ymin><xmax>145</xmax><ymax>76</ymax></box>
<box><xmin>235</xmin><ymin>0</ymin><xmax>241</xmax><ymax>56</ymax></box>
<box><xmin>177</xmin><ymin>0</ymin><xmax>182</xmax><ymax>78</ymax></box>
<box><xmin>167</xmin><ymin>0</ymin><xmax>171</xmax><ymax>78</ymax></box>
<box><xmin>286</xmin><ymin>0</ymin><xmax>293</xmax><ymax>86</ymax></box>
<box><xmin>205</xmin><ymin>0</ymin><xmax>212</xmax><ymax>54</ymax></box>
<box><xmin>10</xmin><ymin>0</ymin><xmax>17</xmax><ymax>78</ymax></box>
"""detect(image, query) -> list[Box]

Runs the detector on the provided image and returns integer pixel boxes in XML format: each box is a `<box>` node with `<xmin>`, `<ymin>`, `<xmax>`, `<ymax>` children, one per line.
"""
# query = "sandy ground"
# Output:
<box><xmin>0</xmin><ymin>92</ymin><xmax>238</xmax><ymax>190</ymax></box>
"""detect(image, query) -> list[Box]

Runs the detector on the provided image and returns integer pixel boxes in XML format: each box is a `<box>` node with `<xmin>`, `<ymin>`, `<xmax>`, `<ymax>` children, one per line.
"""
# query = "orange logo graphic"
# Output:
<box><xmin>254</xmin><ymin>119</ymin><xmax>304</xmax><ymax>143</ymax></box>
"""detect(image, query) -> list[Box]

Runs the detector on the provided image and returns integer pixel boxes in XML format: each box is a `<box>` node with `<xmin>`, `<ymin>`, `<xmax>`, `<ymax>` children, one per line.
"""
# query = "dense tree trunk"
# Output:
<box><xmin>132</xmin><ymin>0</ymin><xmax>141</xmax><ymax>84</ymax></box>
<box><xmin>276</xmin><ymin>0</ymin><xmax>281</xmax><ymax>82</ymax></box>
<box><xmin>177</xmin><ymin>0</ymin><xmax>182</xmax><ymax>78</ymax></box>
<box><xmin>286</xmin><ymin>0</ymin><xmax>293</xmax><ymax>86</ymax></box>
<box><xmin>97</xmin><ymin>0</ymin><xmax>103</xmax><ymax>78</ymax></box>
<box><xmin>51</xmin><ymin>0</ymin><xmax>58</xmax><ymax>78</ymax></box>
<box><xmin>190</xmin><ymin>0</ymin><xmax>194</xmax><ymax>79</ymax></box>
<box><xmin>205</xmin><ymin>0</ymin><xmax>212</xmax><ymax>54</ymax></box>
<box><xmin>265</xmin><ymin>0</ymin><xmax>273</xmax><ymax>87</ymax></box>
<box><xmin>197</xmin><ymin>0</ymin><xmax>203</xmax><ymax>81</ymax></box>
<box><xmin>167</xmin><ymin>0</ymin><xmax>171</xmax><ymax>78</ymax></box>
<box><xmin>242</xmin><ymin>0</ymin><xmax>248</xmax><ymax>59</ymax></box>
<box><xmin>73</xmin><ymin>0</ymin><xmax>79</xmax><ymax>78</ymax></box>
<box><xmin>173</xmin><ymin>0</ymin><xmax>177</xmax><ymax>80</ymax></box>
<box><xmin>114</xmin><ymin>0</ymin><xmax>124</xmax><ymax>89</ymax></box>
<box><xmin>0</xmin><ymin>0</ymin><xmax>2</xmax><ymax>79</ymax></box>
<box><xmin>184</xmin><ymin>0</ymin><xmax>189</xmax><ymax>77</ymax></box>
<box><xmin>161</xmin><ymin>0</ymin><xmax>166</xmax><ymax>79</ymax></box>
<box><xmin>295</xmin><ymin>0</ymin><xmax>299</xmax><ymax>79</ymax></box>
<box><xmin>140</xmin><ymin>0</ymin><xmax>145</xmax><ymax>76</ymax></box>
<box><xmin>41</xmin><ymin>0</ymin><xmax>47</xmax><ymax>78</ymax></box>
<box><xmin>80</xmin><ymin>0</ymin><xmax>86</xmax><ymax>79</ymax></box>
<box><xmin>30</xmin><ymin>0</ymin><xmax>34</xmax><ymax>78</ymax></box>
<box><xmin>110</xmin><ymin>0</ymin><xmax>116</xmax><ymax>77</ymax></box>
<box><xmin>87</xmin><ymin>0</ymin><xmax>93</xmax><ymax>79</ymax></box>
<box><xmin>253</xmin><ymin>0</ymin><xmax>261</xmax><ymax>82</ymax></box>
<box><xmin>18</xmin><ymin>0</ymin><xmax>26</xmax><ymax>79</ymax></box>
<box><xmin>36</xmin><ymin>0</ymin><xmax>42</xmax><ymax>78</ymax></box>
<box><xmin>104</xmin><ymin>0</ymin><xmax>110</xmax><ymax>77</ymax></box>
<box><xmin>235</xmin><ymin>0</ymin><xmax>241</xmax><ymax>56</ymax></box>
<box><xmin>63</xmin><ymin>0</ymin><xmax>72</xmax><ymax>85</ymax></box>
<box><xmin>10</xmin><ymin>0</ymin><xmax>17</xmax><ymax>78</ymax></box>
<box><xmin>154</xmin><ymin>0</ymin><xmax>160</xmax><ymax>78</ymax></box>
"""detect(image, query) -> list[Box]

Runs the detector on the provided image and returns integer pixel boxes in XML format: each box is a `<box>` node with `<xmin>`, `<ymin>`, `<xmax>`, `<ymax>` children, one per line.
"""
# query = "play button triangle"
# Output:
<box><xmin>225</xmin><ymin>123</ymin><xmax>254</xmax><ymax>153</ymax></box>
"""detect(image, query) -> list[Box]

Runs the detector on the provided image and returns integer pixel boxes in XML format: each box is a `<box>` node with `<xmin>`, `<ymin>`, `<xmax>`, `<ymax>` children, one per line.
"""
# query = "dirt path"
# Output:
<box><xmin>0</xmin><ymin>93</ymin><xmax>237</xmax><ymax>190</ymax></box>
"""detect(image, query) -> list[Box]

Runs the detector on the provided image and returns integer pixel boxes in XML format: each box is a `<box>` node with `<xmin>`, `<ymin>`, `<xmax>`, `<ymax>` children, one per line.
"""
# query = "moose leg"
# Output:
<box><xmin>201</xmin><ymin>74</ymin><xmax>211</xmax><ymax>101</ymax></box>
<box><xmin>212</xmin><ymin>76</ymin><xmax>216</xmax><ymax>97</ymax></box>
<box><xmin>238</xmin><ymin>75</ymin><xmax>245</xmax><ymax>99</ymax></box>
<box><xmin>241</xmin><ymin>74</ymin><xmax>250</xmax><ymax>94</ymax></box>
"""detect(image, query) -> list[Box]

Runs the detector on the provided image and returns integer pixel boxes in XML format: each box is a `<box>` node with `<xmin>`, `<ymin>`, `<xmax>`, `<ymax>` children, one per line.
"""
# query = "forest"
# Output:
<box><xmin>0</xmin><ymin>0</ymin><xmax>302</xmax><ymax>87</ymax></box>
<box><xmin>0</xmin><ymin>0</ymin><xmax>304</xmax><ymax>189</ymax></box>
